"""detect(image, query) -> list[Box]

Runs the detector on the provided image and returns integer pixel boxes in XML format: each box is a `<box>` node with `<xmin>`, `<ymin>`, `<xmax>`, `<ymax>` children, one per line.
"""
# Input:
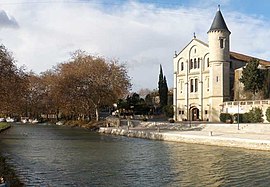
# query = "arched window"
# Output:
<box><xmin>220</xmin><ymin>38</ymin><xmax>224</xmax><ymax>48</ymax></box>
<box><xmin>207</xmin><ymin>58</ymin><xmax>209</xmax><ymax>67</ymax></box>
<box><xmin>194</xmin><ymin>58</ymin><xmax>197</xmax><ymax>69</ymax></box>
<box><xmin>190</xmin><ymin>59</ymin><xmax>193</xmax><ymax>69</ymax></box>
<box><xmin>195</xmin><ymin>79</ymin><xmax>198</xmax><ymax>92</ymax></box>
<box><xmin>190</xmin><ymin>79</ymin><xmax>194</xmax><ymax>92</ymax></box>
<box><xmin>198</xmin><ymin>58</ymin><xmax>200</xmax><ymax>68</ymax></box>
<box><xmin>181</xmin><ymin>62</ymin><xmax>184</xmax><ymax>71</ymax></box>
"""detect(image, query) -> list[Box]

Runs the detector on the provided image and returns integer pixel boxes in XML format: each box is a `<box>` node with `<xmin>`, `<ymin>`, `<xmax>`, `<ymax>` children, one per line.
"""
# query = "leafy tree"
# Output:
<box><xmin>239</xmin><ymin>58</ymin><xmax>264</xmax><ymax>97</ymax></box>
<box><xmin>54</xmin><ymin>51</ymin><xmax>131</xmax><ymax>121</ymax></box>
<box><xmin>117</xmin><ymin>93</ymin><xmax>152</xmax><ymax>116</ymax></box>
<box><xmin>0</xmin><ymin>44</ymin><xmax>28</xmax><ymax>116</ymax></box>
<box><xmin>158</xmin><ymin>65</ymin><xmax>168</xmax><ymax>109</ymax></box>
<box><xmin>262</xmin><ymin>69</ymin><xmax>270</xmax><ymax>99</ymax></box>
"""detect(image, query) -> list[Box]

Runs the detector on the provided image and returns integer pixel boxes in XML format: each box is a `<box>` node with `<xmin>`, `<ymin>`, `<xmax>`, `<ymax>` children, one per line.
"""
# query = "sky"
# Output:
<box><xmin>0</xmin><ymin>0</ymin><xmax>270</xmax><ymax>92</ymax></box>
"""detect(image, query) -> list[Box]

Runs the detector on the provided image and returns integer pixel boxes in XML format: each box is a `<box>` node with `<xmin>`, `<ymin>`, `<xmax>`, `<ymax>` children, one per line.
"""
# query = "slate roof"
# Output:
<box><xmin>208</xmin><ymin>10</ymin><xmax>230</xmax><ymax>34</ymax></box>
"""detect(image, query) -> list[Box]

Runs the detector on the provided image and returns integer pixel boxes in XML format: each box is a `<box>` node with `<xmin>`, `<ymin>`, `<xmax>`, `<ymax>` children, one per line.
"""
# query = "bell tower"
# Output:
<box><xmin>208</xmin><ymin>6</ymin><xmax>231</xmax><ymax>121</ymax></box>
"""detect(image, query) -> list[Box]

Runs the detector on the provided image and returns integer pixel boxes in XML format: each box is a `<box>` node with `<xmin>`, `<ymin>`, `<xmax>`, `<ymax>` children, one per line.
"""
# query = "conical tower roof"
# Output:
<box><xmin>208</xmin><ymin>7</ymin><xmax>230</xmax><ymax>34</ymax></box>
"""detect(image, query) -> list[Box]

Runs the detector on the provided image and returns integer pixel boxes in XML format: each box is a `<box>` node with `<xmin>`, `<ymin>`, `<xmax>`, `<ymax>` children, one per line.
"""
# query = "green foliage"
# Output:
<box><xmin>233</xmin><ymin>113</ymin><xmax>244</xmax><ymax>123</ymax></box>
<box><xmin>239</xmin><ymin>58</ymin><xmax>264</xmax><ymax>96</ymax></box>
<box><xmin>117</xmin><ymin>93</ymin><xmax>150</xmax><ymax>116</ymax></box>
<box><xmin>158</xmin><ymin>65</ymin><xmax>168</xmax><ymax>108</ymax></box>
<box><xmin>219</xmin><ymin>113</ymin><xmax>233</xmax><ymax>123</ymax></box>
<box><xmin>244</xmin><ymin>107</ymin><xmax>264</xmax><ymax>123</ymax></box>
<box><xmin>163</xmin><ymin>105</ymin><xmax>174</xmax><ymax>118</ymax></box>
<box><xmin>242</xmin><ymin>113</ymin><xmax>250</xmax><ymax>123</ymax></box>
<box><xmin>262</xmin><ymin>69</ymin><xmax>270</xmax><ymax>99</ymax></box>
<box><xmin>266</xmin><ymin>107</ymin><xmax>270</xmax><ymax>122</ymax></box>
<box><xmin>0</xmin><ymin>122</ymin><xmax>10</xmax><ymax>131</ymax></box>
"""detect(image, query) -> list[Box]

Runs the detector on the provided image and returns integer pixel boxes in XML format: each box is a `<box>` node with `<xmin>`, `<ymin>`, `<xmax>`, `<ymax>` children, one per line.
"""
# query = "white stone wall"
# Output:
<box><xmin>222</xmin><ymin>100</ymin><xmax>270</xmax><ymax>122</ymax></box>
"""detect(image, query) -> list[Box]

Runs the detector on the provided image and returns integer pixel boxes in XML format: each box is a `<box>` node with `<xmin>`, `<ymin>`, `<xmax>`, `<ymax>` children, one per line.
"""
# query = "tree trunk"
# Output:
<box><xmin>95</xmin><ymin>107</ymin><xmax>99</xmax><ymax>121</ymax></box>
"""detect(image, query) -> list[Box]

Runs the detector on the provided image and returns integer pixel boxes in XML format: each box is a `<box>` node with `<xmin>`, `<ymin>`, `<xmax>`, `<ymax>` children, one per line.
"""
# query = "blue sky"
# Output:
<box><xmin>0</xmin><ymin>0</ymin><xmax>269</xmax><ymax>92</ymax></box>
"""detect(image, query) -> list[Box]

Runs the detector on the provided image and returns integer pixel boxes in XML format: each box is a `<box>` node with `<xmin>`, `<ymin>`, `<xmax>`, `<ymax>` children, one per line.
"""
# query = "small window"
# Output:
<box><xmin>194</xmin><ymin>48</ymin><xmax>196</xmax><ymax>54</ymax></box>
<box><xmin>205</xmin><ymin>110</ymin><xmax>208</xmax><ymax>115</ymax></box>
<box><xmin>181</xmin><ymin>62</ymin><xmax>184</xmax><ymax>71</ymax></box>
<box><xmin>194</xmin><ymin>58</ymin><xmax>197</xmax><ymax>69</ymax></box>
<box><xmin>179</xmin><ymin>110</ymin><xmax>184</xmax><ymax>115</ymax></box>
<box><xmin>207</xmin><ymin>58</ymin><xmax>209</xmax><ymax>67</ymax></box>
<box><xmin>190</xmin><ymin>59</ymin><xmax>193</xmax><ymax>69</ymax></box>
<box><xmin>198</xmin><ymin>58</ymin><xmax>200</xmax><ymax>68</ymax></box>
<box><xmin>216</xmin><ymin>76</ymin><xmax>219</xmax><ymax>82</ymax></box>
<box><xmin>220</xmin><ymin>38</ymin><xmax>224</xmax><ymax>48</ymax></box>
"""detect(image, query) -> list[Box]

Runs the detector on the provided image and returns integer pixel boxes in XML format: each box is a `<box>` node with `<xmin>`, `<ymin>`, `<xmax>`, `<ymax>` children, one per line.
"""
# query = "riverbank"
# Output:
<box><xmin>0</xmin><ymin>123</ymin><xmax>11</xmax><ymax>133</ymax></box>
<box><xmin>99</xmin><ymin>122</ymin><xmax>270</xmax><ymax>151</ymax></box>
<box><xmin>0</xmin><ymin>123</ymin><xmax>24</xmax><ymax>187</ymax></box>
<box><xmin>56</xmin><ymin>120</ymin><xmax>102</xmax><ymax>131</ymax></box>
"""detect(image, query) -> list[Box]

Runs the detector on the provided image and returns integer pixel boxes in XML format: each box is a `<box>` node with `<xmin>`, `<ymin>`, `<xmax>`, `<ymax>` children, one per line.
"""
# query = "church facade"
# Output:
<box><xmin>173</xmin><ymin>8</ymin><xmax>269</xmax><ymax>122</ymax></box>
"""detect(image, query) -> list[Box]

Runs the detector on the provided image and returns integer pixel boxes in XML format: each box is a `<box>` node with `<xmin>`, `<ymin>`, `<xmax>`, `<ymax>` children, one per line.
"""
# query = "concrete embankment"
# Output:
<box><xmin>99</xmin><ymin>123</ymin><xmax>270</xmax><ymax>151</ymax></box>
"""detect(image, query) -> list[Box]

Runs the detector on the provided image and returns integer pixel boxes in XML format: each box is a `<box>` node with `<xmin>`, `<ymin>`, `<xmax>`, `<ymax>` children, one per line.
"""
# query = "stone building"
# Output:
<box><xmin>173</xmin><ymin>7</ymin><xmax>270</xmax><ymax>122</ymax></box>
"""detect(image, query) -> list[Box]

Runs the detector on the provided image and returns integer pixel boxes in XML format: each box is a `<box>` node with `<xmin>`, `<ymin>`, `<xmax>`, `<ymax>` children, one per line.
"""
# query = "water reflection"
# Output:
<box><xmin>164</xmin><ymin>142</ymin><xmax>270</xmax><ymax>186</ymax></box>
<box><xmin>1</xmin><ymin>124</ymin><xmax>270</xmax><ymax>186</ymax></box>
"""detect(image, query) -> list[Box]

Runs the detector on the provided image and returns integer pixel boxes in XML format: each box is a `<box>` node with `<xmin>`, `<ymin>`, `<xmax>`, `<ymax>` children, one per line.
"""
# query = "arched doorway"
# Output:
<box><xmin>190</xmin><ymin>107</ymin><xmax>199</xmax><ymax>121</ymax></box>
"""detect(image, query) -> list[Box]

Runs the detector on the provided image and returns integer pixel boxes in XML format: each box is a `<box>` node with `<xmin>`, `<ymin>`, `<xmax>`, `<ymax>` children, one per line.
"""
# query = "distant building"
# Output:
<box><xmin>173</xmin><ymin>7</ymin><xmax>270</xmax><ymax>122</ymax></box>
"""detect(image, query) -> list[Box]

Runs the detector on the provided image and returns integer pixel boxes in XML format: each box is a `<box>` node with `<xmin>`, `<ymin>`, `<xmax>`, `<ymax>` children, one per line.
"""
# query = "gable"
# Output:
<box><xmin>177</xmin><ymin>38</ymin><xmax>208</xmax><ymax>57</ymax></box>
<box><xmin>175</xmin><ymin>38</ymin><xmax>208</xmax><ymax>59</ymax></box>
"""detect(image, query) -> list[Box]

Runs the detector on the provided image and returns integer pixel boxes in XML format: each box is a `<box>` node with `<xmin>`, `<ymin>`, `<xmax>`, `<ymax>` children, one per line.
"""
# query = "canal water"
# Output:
<box><xmin>1</xmin><ymin>124</ymin><xmax>270</xmax><ymax>186</ymax></box>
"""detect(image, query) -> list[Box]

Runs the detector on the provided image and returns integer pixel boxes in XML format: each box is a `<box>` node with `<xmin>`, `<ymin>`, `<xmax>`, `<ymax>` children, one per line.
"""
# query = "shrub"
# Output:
<box><xmin>233</xmin><ymin>113</ymin><xmax>244</xmax><ymax>123</ymax></box>
<box><xmin>163</xmin><ymin>105</ymin><xmax>174</xmax><ymax>118</ymax></box>
<box><xmin>266</xmin><ymin>107</ymin><xmax>270</xmax><ymax>122</ymax></box>
<box><xmin>242</xmin><ymin>113</ymin><xmax>250</xmax><ymax>123</ymax></box>
<box><xmin>245</xmin><ymin>107</ymin><xmax>263</xmax><ymax>123</ymax></box>
<box><xmin>220</xmin><ymin>113</ymin><xmax>233</xmax><ymax>123</ymax></box>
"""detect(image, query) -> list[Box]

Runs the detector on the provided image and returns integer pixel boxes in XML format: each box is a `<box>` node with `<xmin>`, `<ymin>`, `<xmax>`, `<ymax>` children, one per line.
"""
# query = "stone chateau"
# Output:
<box><xmin>173</xmin><ymin>7</ymin><xmax>270</xmax><ymax>122</ymax></box>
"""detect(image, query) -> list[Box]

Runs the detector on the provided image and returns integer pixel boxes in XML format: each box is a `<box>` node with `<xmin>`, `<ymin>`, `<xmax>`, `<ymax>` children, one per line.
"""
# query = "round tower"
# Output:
<box><xmin>207</xmin><ymin>6</ymin><xmax>231</xmax><ymax>121</ymax></box>
<box><xmin>208</xmin><ymin>6</ymin><xmax>230</xmax><ymax>62</ymax></box>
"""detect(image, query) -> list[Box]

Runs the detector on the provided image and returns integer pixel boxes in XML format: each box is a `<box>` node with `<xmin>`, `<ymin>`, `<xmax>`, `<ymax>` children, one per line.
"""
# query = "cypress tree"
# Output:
<box><xmin>163</xmin><ymin>76</ymin><xmax>168</xmax><ymax>106</ymax></box>
<box><xmin>158</xmin><ymin>64</ymin><xmax>164</xmax><ymax>96</ymax></box>
<box><xmin>158</xmin><ymin>65</ymin><xmax>168</xmax><ymax>109</ymax></box>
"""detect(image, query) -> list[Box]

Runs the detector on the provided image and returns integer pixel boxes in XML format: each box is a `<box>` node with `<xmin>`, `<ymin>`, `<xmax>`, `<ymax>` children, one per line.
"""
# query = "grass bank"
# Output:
<box><xmin>0</xmin><ymin>122</ymin><xmax>24</xmax><ymax>186</ymax></box>
<box><xmin>0</xmin><ymin>122</ymin><xmax>11</xmax><ymax>132</ymax></box>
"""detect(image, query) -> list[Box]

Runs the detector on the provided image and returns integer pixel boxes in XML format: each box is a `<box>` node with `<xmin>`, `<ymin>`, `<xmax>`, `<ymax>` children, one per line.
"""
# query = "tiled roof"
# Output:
<box><xmin>230</xmin><ymin>51</ymin><xmax>270</xmax><ymax>67</ymax></box>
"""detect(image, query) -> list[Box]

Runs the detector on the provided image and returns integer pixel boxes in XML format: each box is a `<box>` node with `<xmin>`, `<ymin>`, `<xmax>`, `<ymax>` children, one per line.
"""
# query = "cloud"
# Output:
<box><xmin>0</xmin><ymin>10</ymin><xmax>19</xmax><ymax>29</ymax></box>
<box><xmin>0</xmin><ymin>1</ymin><xmax>269</xmax><ymax>92</ymax></box>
